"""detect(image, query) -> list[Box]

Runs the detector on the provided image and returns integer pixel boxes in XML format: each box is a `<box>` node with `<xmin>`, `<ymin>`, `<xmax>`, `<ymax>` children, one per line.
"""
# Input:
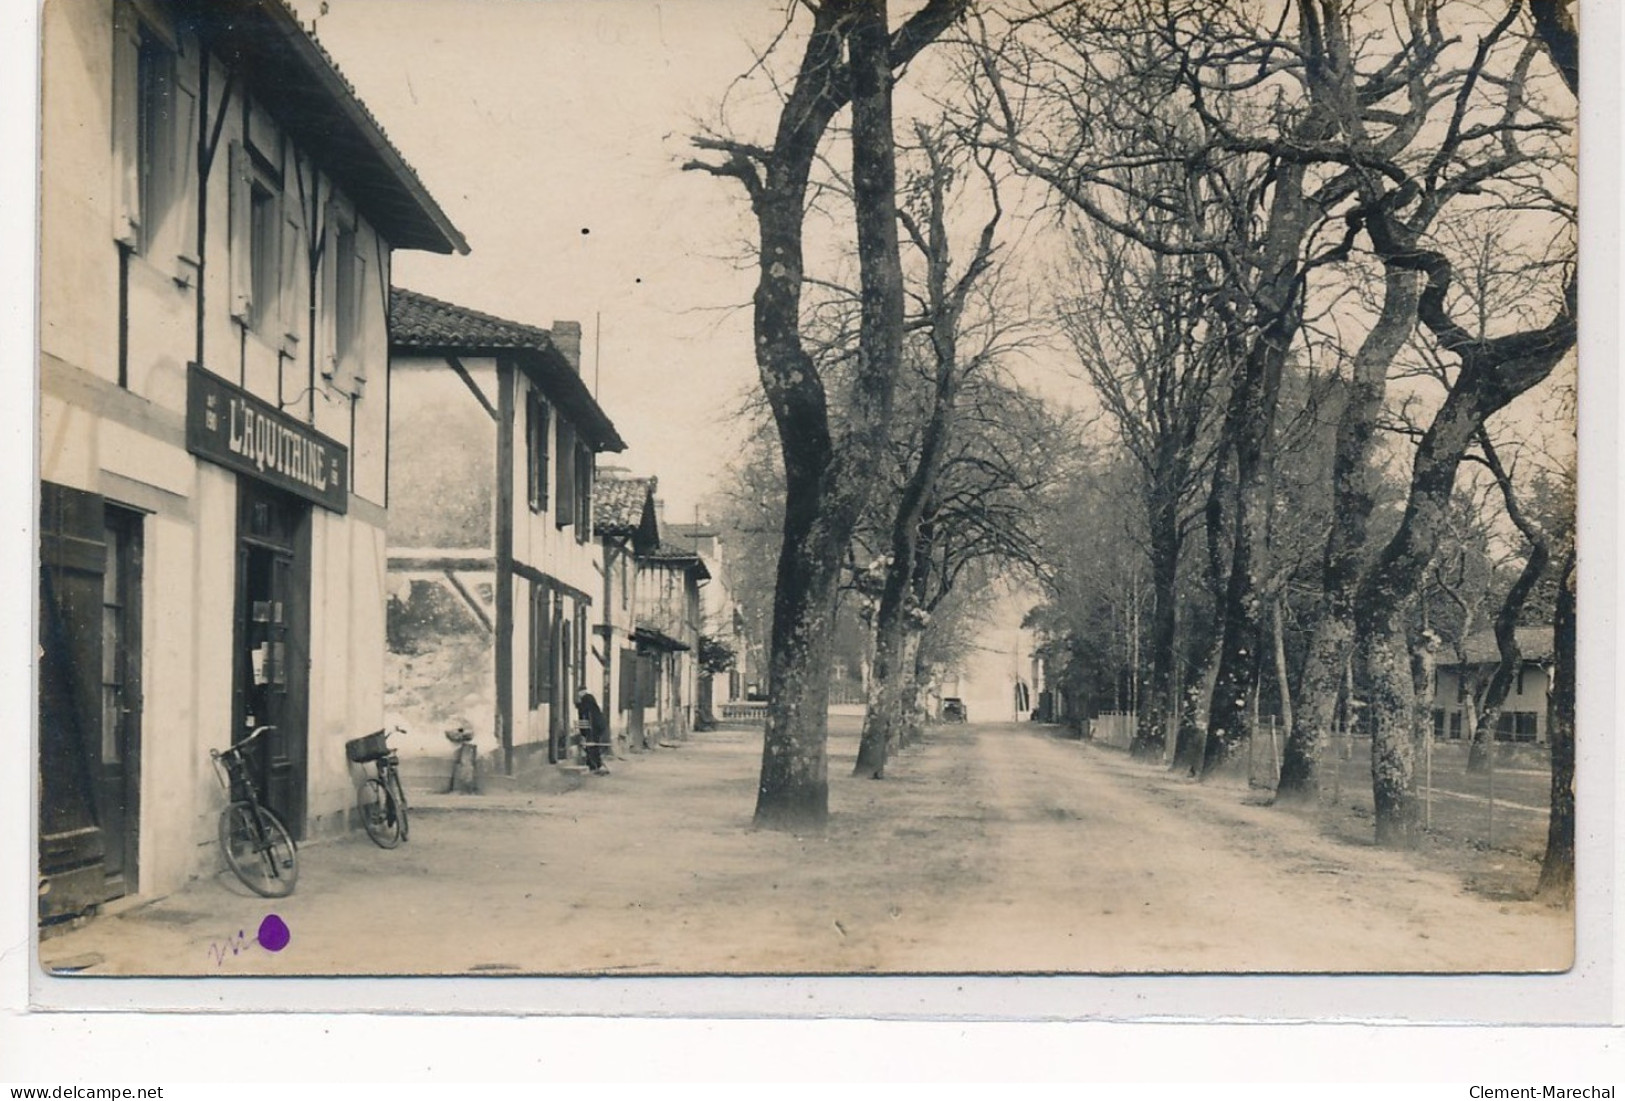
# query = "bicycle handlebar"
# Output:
<box><xmin>211</xmin><ymin>724</ymin><xmax>276</xmax><ymax>761</ymax></box>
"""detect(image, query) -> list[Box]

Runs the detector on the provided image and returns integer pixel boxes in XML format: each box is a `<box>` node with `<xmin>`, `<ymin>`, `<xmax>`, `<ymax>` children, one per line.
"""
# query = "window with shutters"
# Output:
<box><xmin>113</xmin><ymin>2</ymin><xmax>195</xmax><ymax>265</ymax></box>
<box><xmin>230</xmin><ymin>141</ymin><xmax>284</xmax><ymax>333</ymax></box>
<box><xmin>320</xmin><ymin>206</ymin><xmax>368</xmax><ymax>395</ymax></box>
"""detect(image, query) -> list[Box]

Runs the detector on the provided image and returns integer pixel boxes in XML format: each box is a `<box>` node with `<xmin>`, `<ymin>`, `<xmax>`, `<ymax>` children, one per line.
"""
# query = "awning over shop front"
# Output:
<box><xmin>634</xmin><ymin>626</ymin><xmax>690</xmax><ymax>652</ymax></box>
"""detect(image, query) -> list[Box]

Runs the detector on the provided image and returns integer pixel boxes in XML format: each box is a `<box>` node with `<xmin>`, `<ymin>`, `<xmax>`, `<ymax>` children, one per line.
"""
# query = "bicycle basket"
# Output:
<box><xmin>346</xmin><ymin>730</ymin><xmax>389</xmax><ymax>763</ymax></box>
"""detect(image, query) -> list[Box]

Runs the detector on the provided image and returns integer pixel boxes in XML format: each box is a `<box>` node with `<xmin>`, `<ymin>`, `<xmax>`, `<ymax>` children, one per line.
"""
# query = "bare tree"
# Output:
<box><xmin>854</xmin><ymin>124</ymin><xmax>1005</xmax><ymax>777</ymax></box>
<box><xmin>1057</xmin><ymin>211</ymin><xmax>1229</xmax><ymax>762</ymax></box>
<box><xmin>686</xmin><ymin>0</ymin><xmax>968</xmax><ymax>829</ymax></box>
<box><xmin>972</xmin><ymin>1</ymin><xmax>1371</xmax><ymax>777</ymax></box>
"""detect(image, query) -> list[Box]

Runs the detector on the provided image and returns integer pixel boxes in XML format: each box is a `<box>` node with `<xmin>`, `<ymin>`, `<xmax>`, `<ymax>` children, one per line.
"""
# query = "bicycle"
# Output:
<box><xmin>209</xmin><ymin>725</ymin><xmax>299</xmax><ymax>898</ymax></box>
<box><xmin>347</xmin><ymin>726</ymin><xmax>409</xmax><ymax>849</ymax></box>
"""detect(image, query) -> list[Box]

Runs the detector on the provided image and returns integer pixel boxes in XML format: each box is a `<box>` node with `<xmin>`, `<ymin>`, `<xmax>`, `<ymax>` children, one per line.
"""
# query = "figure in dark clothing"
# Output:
<box><xmin>575</xmin><ymin>688</ymin><xmax>610</xmax><ymax>775</ymax></box>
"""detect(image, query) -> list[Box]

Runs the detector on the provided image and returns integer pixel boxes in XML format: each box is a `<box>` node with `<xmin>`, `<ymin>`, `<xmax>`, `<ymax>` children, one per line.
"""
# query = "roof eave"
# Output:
<box><xmin>211</xmin><ymin>0</ymin><xmax>468</xmax><ymax>255</ymax></box>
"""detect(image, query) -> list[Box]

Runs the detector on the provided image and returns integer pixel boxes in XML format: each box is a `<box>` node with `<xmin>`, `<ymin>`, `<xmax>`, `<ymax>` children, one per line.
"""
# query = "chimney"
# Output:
<box><xmin>551</xmin><ymin>320</ymin><xmax>583</xmax><ymax>372</ymax></box>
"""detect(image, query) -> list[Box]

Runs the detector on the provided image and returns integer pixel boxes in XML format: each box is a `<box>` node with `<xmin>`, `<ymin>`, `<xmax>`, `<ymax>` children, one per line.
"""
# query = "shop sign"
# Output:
<box><xmin>186</xmin><ymin>365</ymin><xmax>349</xmax><ymax>513</ymax></box>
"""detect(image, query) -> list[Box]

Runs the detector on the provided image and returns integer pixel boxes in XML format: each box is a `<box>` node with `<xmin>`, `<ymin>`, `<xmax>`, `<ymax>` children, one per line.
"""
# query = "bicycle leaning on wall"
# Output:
<box><xmin>209</xmin><ymin>724</ymin><xmax>300</xmax><ymax>897</ymax></box>
<box><xmin>347</xmin><ymin>726</ymin><xmax>410</xmax><ymax>848</ymax></box>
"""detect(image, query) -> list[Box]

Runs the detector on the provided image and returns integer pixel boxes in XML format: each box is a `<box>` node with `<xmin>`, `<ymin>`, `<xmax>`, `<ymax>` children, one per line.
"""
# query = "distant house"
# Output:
<box><xmin>636</xmin><ymin>535</ymin><xmax>710</xmax><ymax>741</ymax></box>
<box><xmin>37</xmin><ymin>0</ymin><xmax>464</xmax><ymax>920</ymax></box>
<box><xmin>385</xmin><ymin>288</ymin><xmax>626</xmax><ymax>774</ymax></box>
<box><xmin>664</xmin><ymin>522</ymin><xmax>753</xmax><ymax>716</ymax></box>
<box><xmin>1432</xmin><ymin>627</ymin><xmax>1554</xmax><ymax>744</ymax></box>
<box><xmin>592</xmin><ymin>470</ymin><xmax>659</xmax><ymax>752</ymax></box>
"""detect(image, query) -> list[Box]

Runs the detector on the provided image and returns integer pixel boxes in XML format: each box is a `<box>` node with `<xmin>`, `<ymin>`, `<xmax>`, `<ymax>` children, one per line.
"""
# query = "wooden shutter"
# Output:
<box><xmin>618</xmin><ymin>648</ymin><xmax>637</xmax><ymax>712</ymax></box>
<box><xmin>533</xmin><ymin>395</ymin><xmax>551</xmax><ymax>511</ymax></box>
<box><xmin>319</xmin><ymin>210</ymin><xmax>340</xmax><ymax>383</ymax></box>
<box><xmin>575</xmin><ymin>443</ymin><xmax>593</xmax><ymax>542</ymax></box>
<box><xmin>165</xmin><ymin>42</ymin><xmax>198</xmax><ymax>266</ymax></box>
<box><xmin>345</xmin><ymin>242</ymin><xmax>368</xmax><ymax>395</ymax></box>
<box><xmin>38</xmin><ymin>483</ymin><xmax>110</xmax><ymax>919</ymax></box>
<box><xmin>555</xmin><ymin>419</ymin><xmax>575</xmax><ymax>529</ymax></box>
<box><xmin>228</xmin><ymin>140</ymin><xmax>253</xmax><ymax>323</ymax></box>
<box><xmin>111</xmin><ymin>3</ymin><xmax>142</xmax><ymax>247</ymax></box>
<box><xmin>278</xmin><ymin>169</ymin><xmax>303</xmax><ymax>350</ymax></box>
<box><xmin>530</xmin><ymin>581</ymin><xmax>552</xmax><ymax>706</ymax></box>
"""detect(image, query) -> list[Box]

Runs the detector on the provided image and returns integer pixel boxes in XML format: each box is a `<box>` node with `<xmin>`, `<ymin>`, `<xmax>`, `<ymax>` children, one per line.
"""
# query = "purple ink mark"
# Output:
<box><xmin>258</xmin><ymin>913</ymin><xmax>291</xmax><ymax>952</ymax></box>
<box><xmin>206</xmin><ymin>929</ymin><xmax>249</xmax><ymax>966</ymax></box>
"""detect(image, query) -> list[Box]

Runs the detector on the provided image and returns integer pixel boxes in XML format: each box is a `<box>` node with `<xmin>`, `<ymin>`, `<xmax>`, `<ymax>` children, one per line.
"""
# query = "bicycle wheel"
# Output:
<box><xmin>360</xmin><ymin>776</ymin><xmax>403</xmax><ymax>848</ymax></box>
<box><xmin>218</xmin><ymin>803</ymin><xmax>299</xmax><ymax>898</ymax></box>
<box><xmin>387</xmin><ymin>768</ymin><xmax>410</xmax><ymax>843</ymax></box>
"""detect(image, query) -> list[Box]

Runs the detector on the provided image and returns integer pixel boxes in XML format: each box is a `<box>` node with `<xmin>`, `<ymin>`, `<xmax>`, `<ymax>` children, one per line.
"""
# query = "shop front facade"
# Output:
<box><xmin>37</xmin><ymin>0</ymin><xmax>464</xmax><ymax>921</ymax></box>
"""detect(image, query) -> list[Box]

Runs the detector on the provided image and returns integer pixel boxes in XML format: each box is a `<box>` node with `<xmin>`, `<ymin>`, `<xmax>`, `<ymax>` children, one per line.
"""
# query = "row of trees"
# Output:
<box><xmin>995</xmin><ymin>0</ymin><xmax>1577</xmax><ymax>895</ymax></box>
<box><xmin>687</xmin><ymin>0</ymin><xmax>1577</xmax><ymax>899</ymax></box>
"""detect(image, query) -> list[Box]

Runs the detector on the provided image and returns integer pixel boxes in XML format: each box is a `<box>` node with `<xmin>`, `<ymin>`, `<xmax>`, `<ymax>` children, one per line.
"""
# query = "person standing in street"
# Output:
<box><xmin>576</xmin><ymin>687</ymin><xmax>610</xmax><ymax>775</ymax></box>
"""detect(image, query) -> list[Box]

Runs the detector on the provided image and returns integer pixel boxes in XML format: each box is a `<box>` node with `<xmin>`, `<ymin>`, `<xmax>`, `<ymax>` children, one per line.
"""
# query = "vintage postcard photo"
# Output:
<box><xmin>30</xmin><ymin>0</ymin><xmax>1592</xmax><ymax>991</ymax></box>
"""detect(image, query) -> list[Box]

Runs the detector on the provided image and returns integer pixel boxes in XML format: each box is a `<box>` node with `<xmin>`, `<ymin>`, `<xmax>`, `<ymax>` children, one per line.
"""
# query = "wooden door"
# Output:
<box><xmin>234</xmin><ymin>482</ymin><xmax>310</xmax><ymax>837</ymax></box>
<box><xmin>97</xmin><ymin>508</ymin><xmax>143</xmax><ymax>897</ymax></box>
<box><xmin>38</xmin><ymin>484</ymin><xmax>110</xmax><ymax>920</ymax></box>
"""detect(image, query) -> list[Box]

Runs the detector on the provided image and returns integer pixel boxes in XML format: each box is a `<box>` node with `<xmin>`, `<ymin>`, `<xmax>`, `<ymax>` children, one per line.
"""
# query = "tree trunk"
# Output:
<box><xmin>1536</xmin><ymin>547</ymin><xmax>1574</xmax><ymax>904</ymax></box>
<box><xmin>684</xmin><ymin>0</ymin><xmax>966</xmax><ymax>829</ymax></box>
<box><xmin>1278</xmin><ymin>267</ymin><xmax>1420</xmax><ymax>804</ymax></box>
<box><xmin>1172</xmin><ymin>444</ymin><xmax>1230</xmax><ymax>773</ymax></box>
<box><xmin>1133</xmin><ymin>493</ymin><xmax>1181</xmax><ymax>760</ymax></box>
<box><xmin>1271</xmin><ymin>596</ymin><xmax>1293</xmax><ymax>750</ymax></box>
<box><xmin>1354</xmin><ymin>378</ymin><xmax>1498</xmax><ymax>847</ymax></box>
<box><xmin>897</xmin><ymin>626</ymin><xmax>926</xmax><ymax>747</ymax></box>
<box><xmin>1202</xmin><ymin>132</ymin><xmax>1319</xmax><ymax>775</ymax></box>
<box><xmin>755</xmin><ymin>463</ymin><xmax>847</xmax><ymax>827</ymax></box>
<box><xmin>855</xmin><ymin>586</ymin><xmax>908</xmax><ymax>777</ymax></box>
<box><xmin>1360</xmin><ymin>605</ymin><xmax>1423</xmax><ymax>847</ymax></box>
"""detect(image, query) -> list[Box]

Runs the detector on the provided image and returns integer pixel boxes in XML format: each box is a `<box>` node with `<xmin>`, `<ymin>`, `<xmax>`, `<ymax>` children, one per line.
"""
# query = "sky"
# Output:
<box><xmin>287</xmin><ymin>0</ymin><xmax>798</xmax><ymax>522</ymax></box>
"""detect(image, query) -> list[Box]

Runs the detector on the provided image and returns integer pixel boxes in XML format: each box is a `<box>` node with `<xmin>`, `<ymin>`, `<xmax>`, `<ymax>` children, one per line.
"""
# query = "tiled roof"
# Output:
<box><xmin>390</xmin><ymin>287</ymin><xmax>626</xmax><ymax>452</ymax></box>
<box><xmin>646</xmin><ymin>539</ymin><xmax>711</xmax><ymax>582</ymax></box>
<box><xmin>594</xmin><ymin>474</ymin><xmax>657</xmax><ymax>537</ymax></box>
<box><xmin>1444</xmin><ymin>626</ymin><xmax>1555</xmax><ymax>666</ymax></box>
<box><xmin>391</xmin><ymin>287</ymin><xmax>559</xmax><ymax>354</ymax></box>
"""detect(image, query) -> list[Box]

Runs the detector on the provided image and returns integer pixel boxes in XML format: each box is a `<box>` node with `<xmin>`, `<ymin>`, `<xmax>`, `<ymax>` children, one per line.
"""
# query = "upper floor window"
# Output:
<box><xmin>229</xmin><ymin>141</ymin><xmax>286</xmax><ymax>334</ymax></box>
<box><xmin>321</xmin><ymin>208</ymin><xmax>369</xmax><ymax>395</ymax></box>
<box><xmin>250</xmin><ymin>181</ymin><xmax>280</xmax><ymax>321</ymax></box>
<box><xmin>113</xmin><ymin>2</ymin><xmax>196</xmax><ymax>262</ymax></box>
<box><xmin>527</xmin><ymin>390</ymin><xmax>551</xmax><ymax>512</ymax></box>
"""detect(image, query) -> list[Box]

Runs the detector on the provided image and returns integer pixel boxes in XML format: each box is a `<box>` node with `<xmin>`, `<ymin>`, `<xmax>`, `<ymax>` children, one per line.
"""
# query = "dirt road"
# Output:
<box><xmin>38</xmin><ymin>719</ymin><xmax>1570</xmax><ymax>976</ymax></box>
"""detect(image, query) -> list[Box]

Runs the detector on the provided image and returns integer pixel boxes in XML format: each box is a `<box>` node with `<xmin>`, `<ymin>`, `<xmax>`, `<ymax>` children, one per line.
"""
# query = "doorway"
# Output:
<box><xmin>233</xmin><ymin>480</ymin><xmax>311</xmax><ymax>839</ymax></box>
<box><xmin>98</xmin><ymin>507</ymin><xmax>143</xmax><ymax>898</ymax></box>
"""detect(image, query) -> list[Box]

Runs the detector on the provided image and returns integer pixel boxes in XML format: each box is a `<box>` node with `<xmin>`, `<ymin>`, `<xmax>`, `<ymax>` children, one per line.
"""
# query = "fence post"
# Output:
<box><xmin>1487</xmin><ymin>733</ymin><xmax>1495</xmax><ymax>848</ymax></box>
<box><xmin>1423</xmin><ymin>722</ymin><xmax>1432</xmax><ymax>831</ymax></box>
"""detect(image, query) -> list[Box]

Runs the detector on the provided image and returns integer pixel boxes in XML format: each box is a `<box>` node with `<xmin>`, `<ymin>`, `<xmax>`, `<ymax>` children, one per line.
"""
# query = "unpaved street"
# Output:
<box><xmin>39</xmin><ymin>719</ymin><xmax>1570</xmax><ymax>976</ymax></box>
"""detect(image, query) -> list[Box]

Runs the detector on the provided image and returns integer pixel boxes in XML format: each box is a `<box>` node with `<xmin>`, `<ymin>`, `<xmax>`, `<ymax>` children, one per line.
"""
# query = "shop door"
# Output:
<box><xmin>97</xmin><ymin>508</ymin><xmax>143</xmax><ymax>897</ymax></box>
<box><xmin>233</xmin><ymin>483</ymin><xmax>310</xmax><ymax>839</ymax></box>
